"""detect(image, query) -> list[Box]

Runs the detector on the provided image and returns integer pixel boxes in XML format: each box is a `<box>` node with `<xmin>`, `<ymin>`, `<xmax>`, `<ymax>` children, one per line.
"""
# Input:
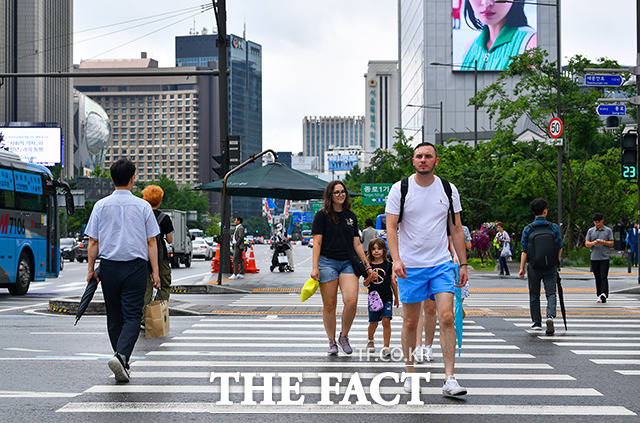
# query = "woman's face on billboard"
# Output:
<box><xmin>469</xmin><ymin>0</ymin><xmax>512</xmax><ymax>26</ymax></box>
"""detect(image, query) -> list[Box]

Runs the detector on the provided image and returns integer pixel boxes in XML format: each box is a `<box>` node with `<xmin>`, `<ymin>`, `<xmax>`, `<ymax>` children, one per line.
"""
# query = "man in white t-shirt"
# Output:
<box><xmin>385</xmin><ymin>142</ymin><xmax>468</xmax><ymax>397</ymax></box>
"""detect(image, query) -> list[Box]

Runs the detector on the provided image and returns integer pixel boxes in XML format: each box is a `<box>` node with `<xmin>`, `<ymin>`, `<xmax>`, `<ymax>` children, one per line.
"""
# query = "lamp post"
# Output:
<box><xmin>407</xmin><ymin>103</ymin><xmax>444</xmax><ymax>144</ymax></box>
<box><xmin>430</xmin><ymin>61</ymin><xmax>478</xmax><ymax>147</ymax></box>
<box><xmin>496</xmin><ymin>0</ymin><xmax>563</xmax><ymax>231</ymax></box>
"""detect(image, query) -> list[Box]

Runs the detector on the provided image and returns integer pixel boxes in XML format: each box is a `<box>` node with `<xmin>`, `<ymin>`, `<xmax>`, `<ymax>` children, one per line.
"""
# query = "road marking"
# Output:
<box><xmin>146</xmin><ymin>351</ymin><xmax>535</xmax><ymax>358</ymax></box>
<box><xmin>56</xmin><ymin>403</ymin><xmax>635</xmax><ymax>415</ymax></box>
<box><xmin>0</xmin><ymin>390</ymin><xmax>79</xmax><ymax>398</ymax></box>
<box><xmin>615</xmin><ymin>370</ymin><xmax>640</xmax><ymax>375</ymax></box>
<box><xmin>30</xmin><ymin>332</ymin><xmax>104</xmax><ymax>335</ymax></box>
<box><xmin>130</xmin><ymin>361</ymin><xmax>552</xmax><ymax>369</ymax></box>
<box><xmin>0</xmin><ymin>302</ymin><xmax>47</xmax><ymax>313</ymax></box>
<box><xmin>192</xmin><ymin>323</ymin><xmax>486</xmax><ymax>330</ymax></box>
<box><xmin>59</xmin><ymin>282</ymin><xmax>86</xmax><ymax>288</ymax></box>
<box><xmin>83</xmin><ymin>385</ymin><xmax>601</xmax><ymax>397</ymax></box>
<box><xmin>526</xmin><ymin>330</ymin><xmax>640</xmax><ymax>335</ymax></box>
<box><xmin>554</xmin><ymin>342</ymin><xmax>640</xmax><ymax>347</ymax></box>
<box><xmin>159</xmin><ymin>342</ymin><xmax>519</xmax><ymax>350</ymax></box>
<box><xmin>172</xmin><ymin>272</ymin><xmax>212</xmax><ymax>283</ymax></box>
<box><xmin>571</xmin><ymin>350</ymin><xmax>640</xmax><ymax>355</ymax></box>
<box><xmin>124</xmin><ymin>371</ymin><xmax>574</xmax><ymax>381</ymax></box>
<box><xmin>516</xmin><ymin>323</ymin><xmax>640</xmax><ymax>328</ymax></box>
<box><xmin>172</xmin><ymin>336</ymin><xmax>505</xmax><ymax>343</ymax></box>
<box><xmin>539</xmin><ymin>336</ymin><xmax>640</xmax><ymax>341</ymax></box>
<box><xmin>183</xmin><ymin>330</ymin><xmax>496</xmax><ymax>337</ymax></box>
<box><xmin>507</xmin><ymin>318</ymin><xmax>640</xmax><ymax>323</ymax></box>
<box><xmin>4</xmin><ymin>347</ymin><xmax>51</xmax><ymax>352</ymax></box>
<box><xmin>591</xmin><ymin>359</ymin><xmax>640</xmax><ymax>365</ymax></box>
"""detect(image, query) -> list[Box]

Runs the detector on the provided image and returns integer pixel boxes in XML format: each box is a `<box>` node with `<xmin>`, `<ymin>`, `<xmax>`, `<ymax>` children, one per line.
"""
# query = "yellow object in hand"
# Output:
<box><xmin>300</xmin><ymin>278</ymin><xmax>319</xmax><ymax>302</ymax></box>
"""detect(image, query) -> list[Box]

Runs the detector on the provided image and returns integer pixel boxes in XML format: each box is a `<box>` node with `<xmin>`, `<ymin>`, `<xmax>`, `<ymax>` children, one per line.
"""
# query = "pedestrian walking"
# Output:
<box><xmin>141</xmin><ymin>185</ymin><xmax>174</xmax><ymax>327</ymax></box>
<box><xmin>585</xmin><ymin>213</ymin><xmax>614</xmax><ymax>303</ymax></box>
<box><xmin>625</xmin><ymin>223</ymin><xmax>639</xmax><ymax>267</ymax></box>
<box><xmin>386</xmin><ymin>142</ymin><xmax>468</xmax><ymax>397</ymax></box>
<box><xmin>364</xmin><ymin>238</ymin><xmax>399</xmax><ymax>356</ymax></box>
<box><xmin>494</xmin><ymin>222</ymin><xmax>512</xmax><ymax>276</ymax></box>
<box><xmin>361</xmin><ymin>218</ymin><xmax>378</xmax><ymax>253</ymax></box>
<box><xmin>229</xmin><ymin>216</ymin><xmax>245</xmax><ymax>280</ymax></box>
<box><xmin>311</xmin><ymin>180</ymin><xmax>375</xmax><ymax>356</ymax></box>
<box><xmin>518</xmin><ymin>198</ymin><xmax>563</xmax><ymax>335</ymax></box>
<box><xmin>84</xmin><ymin>159</ymin><xmax>160</xmax><ymax>383</ymax></box>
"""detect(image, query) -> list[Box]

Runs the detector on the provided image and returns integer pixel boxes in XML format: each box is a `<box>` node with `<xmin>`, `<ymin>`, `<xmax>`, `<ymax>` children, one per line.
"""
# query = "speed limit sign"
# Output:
<box><xmin>548</xmin><ymin>117</ymin><xmax>563</xmax><ymax>139</ymax></box>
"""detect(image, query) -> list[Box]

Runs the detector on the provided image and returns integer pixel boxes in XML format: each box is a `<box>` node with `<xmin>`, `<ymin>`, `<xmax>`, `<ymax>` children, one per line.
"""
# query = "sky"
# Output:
<box><xmin>74</xmin><ymin>1</ymin><xmax>637</xmax><ymax>154</ymax></box>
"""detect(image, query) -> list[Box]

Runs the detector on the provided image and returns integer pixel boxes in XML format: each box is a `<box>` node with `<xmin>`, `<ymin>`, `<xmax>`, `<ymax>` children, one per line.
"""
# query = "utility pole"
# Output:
<box><xmin>556</xmin><ymin>0</ymin><xmax>563</xmax><ymax>231</ymax></box>
<box><xmin>213</xmin><ymin>0</ymin><xmax>232</xmax><ymax>283</ymax></box>
<box><xmin>636</xmin><ymin>0</ymin><xmax>640</xmax><ymax>283</ymax></box>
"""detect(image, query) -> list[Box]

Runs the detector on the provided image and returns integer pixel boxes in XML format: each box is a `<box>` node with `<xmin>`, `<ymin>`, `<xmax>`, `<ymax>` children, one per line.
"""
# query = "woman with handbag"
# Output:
<box><xmin>311</xmin><ymin>180</ymin><xmax>375</xmax><ymax>355</ymax></box>
<box><xmin>494</xmin><ymin>222</ymin><xmax>512</xmax><ymax>276</ymax></box>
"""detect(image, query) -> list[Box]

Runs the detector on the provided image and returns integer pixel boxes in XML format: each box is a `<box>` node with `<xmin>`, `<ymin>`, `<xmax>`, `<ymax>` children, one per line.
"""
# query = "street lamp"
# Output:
<box><xmin>407</xmin><ymin>103</ymin><xmax>444</xmax><ymax>144</ymax></box>
<box><xmin>496</xmin><ymin>0</ymin><xmax>563</xmax><ymax>229</ymax></box>
<box><xmin>430</xmin><ymin>61</ymin><xmax>478</xmax><ymax>147</ymax></box>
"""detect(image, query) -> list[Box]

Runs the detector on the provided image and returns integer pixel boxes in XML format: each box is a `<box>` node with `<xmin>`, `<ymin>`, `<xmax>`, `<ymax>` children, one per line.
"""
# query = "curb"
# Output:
<box><xmin>169</xmin><ymin>284</ymin><xmax>252</xmax><ymax>295</ymax></box>
<box><xmin>612</xmin><ymin>286</ymin><xmax>640</xmax><ymax>295</ymax></box>
<box><xmin>48</xmin><ymin>296</ymin><xmax>200</xmax><ymax>317</ymax></box>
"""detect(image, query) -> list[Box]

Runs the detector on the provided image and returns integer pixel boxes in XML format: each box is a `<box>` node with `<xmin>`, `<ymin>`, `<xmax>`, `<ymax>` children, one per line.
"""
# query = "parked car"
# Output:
<box><xmin>76</xmin><ymin>237</ymin><xmax>89</xmax><ymax>262</ymax></box>
<box><xmin>60</xmin><ymin>237</ymin><xmax>78</xmax><ymax>261</ymax></box>
<box><xmin>192</xmin><ymin>237</ymin><xmax>214</xmax><ymax>260</ymax></box>
<box><xmin>204</xmin><ymin>236</ymin><xmax>215</xmax><ymax>247</ymax></box>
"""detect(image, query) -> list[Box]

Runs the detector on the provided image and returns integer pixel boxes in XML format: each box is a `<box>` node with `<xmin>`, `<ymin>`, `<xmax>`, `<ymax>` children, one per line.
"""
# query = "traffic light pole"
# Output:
<box><xmin>636</xmin><ymin>0</ymin><xmax>640</xmax><ymax>283</ymax></box>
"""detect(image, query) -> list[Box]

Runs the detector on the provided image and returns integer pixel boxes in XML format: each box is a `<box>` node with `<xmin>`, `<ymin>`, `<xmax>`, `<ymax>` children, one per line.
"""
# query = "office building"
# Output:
<box><xmin>398</xmin><ymin>0</ymin><xmax>556</xmax><ymax>144</ymax></box>
<box><xmin>176</xmin><ymin>33</ymin><xmax>262</xmax><ymax>217</ymax></box>
<box><xmin>0</xmin><ymin>0</ymin><xmax>74</xmax><ymax>178</ymax></box>
<box><xmin>364</xmin><ymin>60</ymin><xmax>400</xmax><ymax>163</ymax></box>
<box><xmin>302</xmin><ymin>116</ymin><xmax>364</xmax><ymax>173</ymax></box>
<box><xmin>73</xmin><ymin>56</ymin><xmax>221</xmax><ymax>212</ymax></box>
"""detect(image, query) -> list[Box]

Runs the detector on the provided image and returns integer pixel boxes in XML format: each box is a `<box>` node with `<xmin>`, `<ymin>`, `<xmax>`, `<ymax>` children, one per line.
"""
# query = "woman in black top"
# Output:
<box><xmin>311</xmin><ymin>180</ymin><xmax>374</xmax><ymax>355</ymax></box>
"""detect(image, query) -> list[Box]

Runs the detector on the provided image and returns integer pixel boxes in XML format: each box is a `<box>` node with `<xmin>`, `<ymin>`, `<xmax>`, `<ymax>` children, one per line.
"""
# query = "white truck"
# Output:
<box><xmin>161</xmin><ymin>209</ymin><xmax>193</xmax><ymax>268</ymax></box>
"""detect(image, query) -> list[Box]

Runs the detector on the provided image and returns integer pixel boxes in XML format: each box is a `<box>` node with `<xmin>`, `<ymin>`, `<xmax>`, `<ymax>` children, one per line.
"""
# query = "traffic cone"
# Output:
<box><xmin>245</xmin><ymin>245</ymin><xmax>259</xmax><ymax>273</ymax></box>
<box><xmin>211</xmin><ymin>245</ymin><xmax>220</xmax><ymax>273</ymax></box>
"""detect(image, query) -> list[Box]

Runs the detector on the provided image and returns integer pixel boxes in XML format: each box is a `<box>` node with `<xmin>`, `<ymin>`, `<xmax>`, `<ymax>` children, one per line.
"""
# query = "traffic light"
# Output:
<box><xmin>621</xmin><ymin>131</ymin><xmax>638</xmax><ymax>180</ymax></box>
<box><xmin>212</xmin><ymin>152</ymin><xmax>228</xmax><ymax>178</ymax></box>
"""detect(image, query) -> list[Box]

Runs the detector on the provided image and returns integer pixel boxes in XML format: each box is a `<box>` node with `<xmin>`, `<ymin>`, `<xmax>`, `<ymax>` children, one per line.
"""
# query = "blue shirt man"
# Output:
<box><xmin>85</xmin><ymin>158</ymin><xmax>160</xmax><ymax>383</ymax></box>
<box><xmin>518</xmin><ymin>198</ymin><xmax>563</xmax><ymax>335</ymax></box>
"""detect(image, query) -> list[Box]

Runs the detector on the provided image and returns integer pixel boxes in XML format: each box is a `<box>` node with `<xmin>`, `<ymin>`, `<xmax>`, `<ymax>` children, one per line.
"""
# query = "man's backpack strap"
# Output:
<box><xmin>398</xmin><ymin>176</ymin><xmax>409</xmax><ymax>224</ymax></box>
<box><xmin>440</xmin><ymin>178</ymin><xmax>455</xmax><ymax>231</ymax></box>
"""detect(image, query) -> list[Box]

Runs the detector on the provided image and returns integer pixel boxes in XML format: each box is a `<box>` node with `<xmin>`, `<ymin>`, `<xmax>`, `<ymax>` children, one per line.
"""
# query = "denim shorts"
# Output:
<box><xmin>368</xmin><ymin>301</ymin><xmax>393</xmax><ymax>323</ymax></box>
<box><xmin>397</xmin><ymin>260</ymin><xmax>456</xmax><ymax>303</ymax></box>
<box><xmin>318</xmin><ymin>255</ymin><xmax>354</xmax><ymax>283</ymax></box>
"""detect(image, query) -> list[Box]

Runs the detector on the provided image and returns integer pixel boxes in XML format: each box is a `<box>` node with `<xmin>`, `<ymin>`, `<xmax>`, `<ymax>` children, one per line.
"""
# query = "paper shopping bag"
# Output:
<box><xmin>145</xmin><ymin>300</ymin><xmax>170</xmax><ymax>338</ymax></box>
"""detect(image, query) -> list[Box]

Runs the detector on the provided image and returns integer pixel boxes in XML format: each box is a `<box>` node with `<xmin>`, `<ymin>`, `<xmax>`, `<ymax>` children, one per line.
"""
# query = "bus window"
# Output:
<box><xmin>0</xmin><ymin>167</ymin><xmax>14</xmax><ymax>208</ymax></box>
<box><xmin>13</xmin><ymin>170</ymin><xmax>44</xmax><ymax>212</ymax></box>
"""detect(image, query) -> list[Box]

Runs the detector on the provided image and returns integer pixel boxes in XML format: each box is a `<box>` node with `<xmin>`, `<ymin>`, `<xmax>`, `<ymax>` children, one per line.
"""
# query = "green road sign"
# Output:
<box><xmin>361</xmin><ymin>183</ymin><xmax>393</xmax><ymax>206</ymax></box>
<box><xmin>311</xmin><ymin>201</ymin><xmax>323</xmax><ymax>214</ymax></box>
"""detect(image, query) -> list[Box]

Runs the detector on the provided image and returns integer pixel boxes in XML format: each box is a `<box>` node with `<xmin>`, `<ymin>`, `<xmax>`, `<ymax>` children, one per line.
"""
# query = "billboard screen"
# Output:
<box><xmin>452</xmin><ymin>0</ymin><xmax>537</xmax><ymax>71</ymax></box>
<box><xmin>0</xmin><ymin>127</ymin><xmax>62</xmax><ymax>166</ymax></box>
<box><xmin>327</xmin><ymin>154</ymin><xmax>358</xmax><ymax>172</ymax></box>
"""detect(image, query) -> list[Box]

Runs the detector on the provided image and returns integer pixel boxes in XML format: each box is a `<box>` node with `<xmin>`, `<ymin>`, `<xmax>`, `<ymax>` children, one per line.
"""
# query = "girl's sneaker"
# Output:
<box><xmin>338</xmin><ymin>334</ymin><xmax>352</xmax><ymax>354</ymax></box>
<box><xmin>442</xmin><ymin>376</ymin><xmax>467</xmax><ymax>397</ymax></box>
<box><xmin>327</xmin><ymin>340</ymin><xmax>338</xmax><ymax>356</ymax></box>
<box><xmin>366</xmin><ymin>340</ymin><xmax>375</xmax><ymax>353</ymax></box>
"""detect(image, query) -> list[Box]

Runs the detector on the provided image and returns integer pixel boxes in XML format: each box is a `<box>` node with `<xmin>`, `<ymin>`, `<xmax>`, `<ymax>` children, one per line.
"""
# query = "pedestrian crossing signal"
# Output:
<box><xmin>621</xmin><ymin>132</ymin><xmax>637</xmax><ymax>181</ymax></box>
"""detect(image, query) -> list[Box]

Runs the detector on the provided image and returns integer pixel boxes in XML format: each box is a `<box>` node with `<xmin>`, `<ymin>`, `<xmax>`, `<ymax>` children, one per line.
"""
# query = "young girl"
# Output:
<box><xmin>364</xmin><ymin>238</ymin><xmax>399</xmax><ymax>357</ymax></box>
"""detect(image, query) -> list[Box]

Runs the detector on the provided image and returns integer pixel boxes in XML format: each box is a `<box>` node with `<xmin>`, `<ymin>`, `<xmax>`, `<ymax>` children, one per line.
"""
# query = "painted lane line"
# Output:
<box><xmin>0</xmin><ymin>391</ymin><xmax>79</xmax><ymax>398</ymax></box>
<box><xmin>554</xmin><ymin>342</ymin><xmax>640</xmax><ymax>347</ymax></box>
<box><xmin>515</xmin><ymin>323</ymin><xmax>640</xmax><ymax>328</ymax></box>
<box><xmin>539</xmin><ymin>336</ymin><xmax>640</xmax><ymax>341</ymax></box>
<box><xmin>197</xmin><ymin>318</ymin><xmax>475</xmax><ymax>324</ymax></box>
<box><xmin>571</xmin><ymin>350</ymin><xmax>640</xmax><ymax>356</ymax></box>
<box><xmin>172</xmin><ymin>336</ymin><xmax>506</xmax><ymax>343</ymax></box>
<box><xmin>183</xmin><ymin>330</ymin><xmax>496</xmax><ymax>337</ymax></box>
<box><xmin>173</xmin><ymin>272</ymin><xmax>212</xmax><ymax>283</ymax></box>
<box><xmin>507</xmin><ymin>318</ymin><xmax>640</xmax><ymax>323</ymax></box>
<box><xmin>591</xmin><ymin>359</ymin><xmax>640</xmax><ymax>365</ymax></box>
<box><xmin>83</xmin><ymin>385</ymin><xmax>601</xmax><ymax>397</ymax></box>
<box><xmin>192</xmin><ymin>323</ymin><xmax>486</xmax><ymax>330</ymax></box>
<box><xmin>4</xmin><ymin>347</ymin><xmax>51</xmax><ymax>352</ymax></box>
<box><xmin>0</xmin><ymin>302</ymin><xmax>47</xmax><ymax>313</ymax></box>
<box><xmin>145</xmin><ymin>351</ymin><xmax>535</xmax><ymax>358</ymax></box>
<box><xmin>55</xmin><ymin>403</ymin><xmax>635</xmax><ymax>416</ymax></box>
<box><xmin>130</xmin><ymin>361</ymin><xmax>552</xmax><ymax>369</ymax></box>
<box><xmin>59</xmin><ymin>282</ymin><xmax>86</xmax><ymax>288</ymax></box>
<box><xmin>526</xmin><ymin>330</ymin><xmax>640</xmax><ymax>335</ymax></box>
<box><xmin>30</xmin><ymin>332</ymin><xmax>104</xmax><ymax>335</ymax></box>
<box><xmin>615</xmin><ymin>370</ymin><xmax>640</xmax><ymax>375</ymax></box>
<box><xmin>158</xmin><ymin>342</ymin><xmax>519</xmax><ymax>350</ymax></box>
<box><xmin>124</xmin><ymin>371</ymin><xmax>574</xmax><ymax>381</ymax></box>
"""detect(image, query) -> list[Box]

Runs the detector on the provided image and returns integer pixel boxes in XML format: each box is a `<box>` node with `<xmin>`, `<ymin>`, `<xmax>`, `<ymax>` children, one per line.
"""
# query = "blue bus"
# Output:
<box><xmin>0</xmin><ymin>150</ymin><xmax>74</xmax><ymax>295</ymax></box>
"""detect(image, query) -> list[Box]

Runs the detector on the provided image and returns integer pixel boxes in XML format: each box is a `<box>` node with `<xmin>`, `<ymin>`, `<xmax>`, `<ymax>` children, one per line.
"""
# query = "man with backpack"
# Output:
<box><xmin>519</xmin><ymin>198</ymin><xmax>563</xmax><ymax>335</ymax></box>
<box><xmin>386</xmin><ymin>142</ymin><xmax>468</xmax><ymax>397</ymax></box>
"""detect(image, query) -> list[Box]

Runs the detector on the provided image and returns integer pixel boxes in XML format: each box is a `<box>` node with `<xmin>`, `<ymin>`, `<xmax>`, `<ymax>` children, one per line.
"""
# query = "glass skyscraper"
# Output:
<box><xmin>176</xmin><ymin>33</ymin><xmax>262</xmax><ymax>217</ymax></box>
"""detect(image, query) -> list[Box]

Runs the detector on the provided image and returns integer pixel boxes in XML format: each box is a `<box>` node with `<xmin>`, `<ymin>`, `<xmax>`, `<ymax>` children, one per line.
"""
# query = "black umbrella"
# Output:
<box><xmin>556</xmin><ymin>271</ymin><xmax>567</xmax><ymax>330</ymax></box>
<box><xmin>74</xmin><ymin>270</ymin><xmax>99</xmax><ymax>326</ymax></box>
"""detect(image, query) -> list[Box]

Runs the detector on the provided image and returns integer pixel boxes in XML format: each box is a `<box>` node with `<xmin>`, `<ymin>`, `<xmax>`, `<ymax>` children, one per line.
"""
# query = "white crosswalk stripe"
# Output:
<box><xmin>57</xmin><ymin>317</ymin><xmax>635</xmax><ymax>417</ymax></box>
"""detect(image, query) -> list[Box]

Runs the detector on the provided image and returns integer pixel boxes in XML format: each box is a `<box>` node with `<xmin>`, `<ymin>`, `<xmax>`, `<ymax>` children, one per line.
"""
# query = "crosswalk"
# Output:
<box><xmin>510</xmin><ymin>317</ymin><xmax>640</xmax><ymax>379</ymax></box>
<box><xmin>56</xmin><ymin>317</ymin><xmax>637</xmax><ymax>417</ymax></box>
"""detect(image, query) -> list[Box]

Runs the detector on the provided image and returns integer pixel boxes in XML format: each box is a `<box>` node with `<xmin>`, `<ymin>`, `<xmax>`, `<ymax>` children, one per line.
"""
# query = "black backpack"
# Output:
<box><xmin>526</xmin><ymin>222</ymin><xmax>558</xmax><ymax>270</ymax></box>
<box><xmin>155</xmin><ymin>212</ymin><xmax>168</xmax><ymax>264</ymax></box>
<box><xmin>398</xmin><ymin>176</ymin><xmax>455</xmax><ymax>236</ymax></box>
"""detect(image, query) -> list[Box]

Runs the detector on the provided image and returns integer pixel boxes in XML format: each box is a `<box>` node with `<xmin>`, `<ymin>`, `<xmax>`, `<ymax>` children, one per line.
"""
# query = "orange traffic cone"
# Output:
<box><xmin>245</xmin><ymin>245</ymin><xmax>259</xmax><ymax>273</ymax></box>
<box><xmin>211</xmin><ymin>244</ymin><xmax>220</xmax><ymax>273</ymax></box>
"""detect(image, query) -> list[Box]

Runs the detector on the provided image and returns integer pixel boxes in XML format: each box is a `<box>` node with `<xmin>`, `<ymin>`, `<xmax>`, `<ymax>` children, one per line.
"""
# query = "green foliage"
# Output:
<box><xmin>243</xmin><ymin>215</ymin><xmax>270</xmax><ymax>237</ymax></box>
<box><xmin>468</xmin><ymin>258</ymin><xmax>496</xmax><ymax>271</ymax></box>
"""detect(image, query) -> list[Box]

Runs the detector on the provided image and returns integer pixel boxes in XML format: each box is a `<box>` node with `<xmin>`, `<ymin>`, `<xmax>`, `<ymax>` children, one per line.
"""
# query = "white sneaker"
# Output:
<box><xmin>442</xmin><ymin>376</ymin><xmax>467</xmax><ymax>397</ymax></box>
<box><xmin>236</xmin><ymin>274</ymin><xmax>244</xmax><ymax>279</ymax></box>
<box><xmin>228</xmin><ymin>274</ymin><xmax>238</xmax><ymax>280</ymax></box>
<box><xmin>424</xmin><ymin>345</ymin><xmax>433</xmax><ymax>362</ymax></box>
<box><xmin>403</xmin><ymin>375</ymin><xmax>412</xmax><ymax>393</ymax></box>
<box><xmin>414</xmin><ymin>346</ymin><xmax>425</xmax><ymax>363</ymax></box>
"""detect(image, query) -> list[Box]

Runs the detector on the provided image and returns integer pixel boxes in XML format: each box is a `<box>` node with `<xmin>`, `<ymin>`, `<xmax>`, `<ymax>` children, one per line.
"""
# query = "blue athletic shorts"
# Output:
<box><xmin>318</xmin><ymin>255</ymin><xmax>354</xmax><ymax>283</ymax></box>
<box><xmin>368</xmin><ymin>301</ymin><xmax>393</xmax><ymax>323</ymax></box>
<box><xmin>397</xmin><ymin>260</ymin><xmax>456</xmax><ymax>304</ymax></box>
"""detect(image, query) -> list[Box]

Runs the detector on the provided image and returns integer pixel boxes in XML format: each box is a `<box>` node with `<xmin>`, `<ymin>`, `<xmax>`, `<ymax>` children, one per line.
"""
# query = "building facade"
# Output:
<box><xmin>176</xmin><ymin>33</ymin><xmax>262</xmax><ymax>217</ymax></box>
<box><xmin>399</xmin><ymin>0</ymin><xmax>556</xmax><ymax>144</ymax></box>
<box><xmin>0</xmin><ymin>0</ymin><xmax>74</xmax><ymax>178</ymax></box>
<box><xmin>73</xmin><ymin>57</ymin><xmax>221</xmax><ymax>212</ymax></box>
<box><xmin>302</xmin><ymin>116</ymin><xmax>364</xmax><ymax>173</ymax></box>
<box><xmin>364</xmin><ymin>60</ymin><xmax>400</xmax><ymax>164</ymax></box>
